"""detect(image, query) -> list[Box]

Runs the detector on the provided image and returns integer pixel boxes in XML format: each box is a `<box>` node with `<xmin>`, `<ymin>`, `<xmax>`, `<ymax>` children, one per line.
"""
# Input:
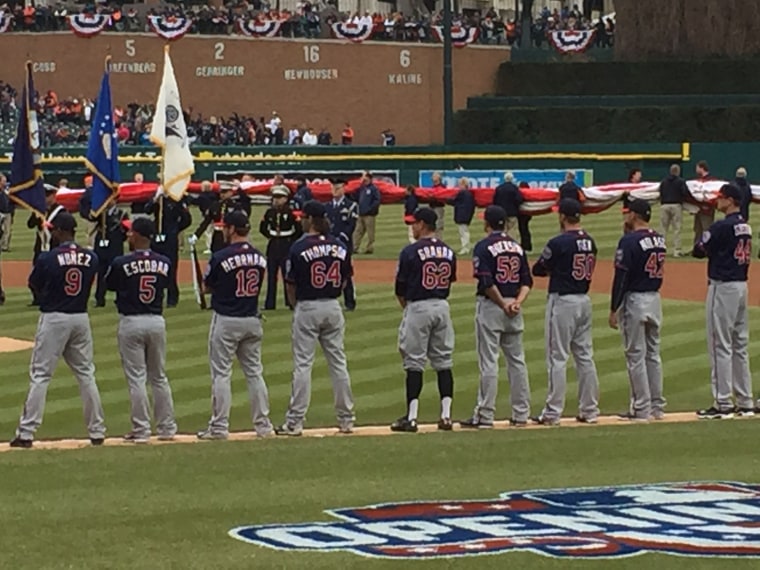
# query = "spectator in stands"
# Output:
<box><xmin>559</xmin><ymin>171</ymin><xmax>581</xmax><ymax>202</ymax></box>
<box><xmin>735</xmin><ymin>167</ymin><xmax>752</xmax><ymax>221</ymax></box>
<box><xmin>352</xmin><ymin>170</ymin><xmax>381</xmax><ymax>254</ymax></box>
<box><xmin>341</xmin><ymin>123</ymin><xmax>354</xmax><ymax>145</ymax></box>
<box><xmin>317</xmin><ymin>127</ymin><xmax>332</xmax><ymax>145</ymax></box>
<box><xmin>429</xmin><ymin>171</ymin><xmax>446</xmax><ymax>240</ymax></box>
<box><xmin>302</xmin><ymin>127</ymin><xmax>318</xmax><ymax>145</ymax></box>
<box><xmin>492</xmin><ymin>171</ymin><xmax>522</xmax><ymax>239</ymax></box>
<box><xmin>448</xmin><ymin>177</ymin><xmax>476</xmax><ymax>255</ymax></box>
<box><xmin>381</xmin><ymin>129</ymin><xmax>396</xmax><ymax>146</ymax></box>
<box><xmin>659</xmin><ymin>163</ymin><xmax>688</xmax><ymax>257</ymax></box>
<box><xmin>288</xmin><ymin>125</ymin><xmax>301</xmax><ymax>145</ymax></box>
<box><xmin>693</xmin><ymin>160</ymin><xmax>716</xmax><ymax>248</ymax></box>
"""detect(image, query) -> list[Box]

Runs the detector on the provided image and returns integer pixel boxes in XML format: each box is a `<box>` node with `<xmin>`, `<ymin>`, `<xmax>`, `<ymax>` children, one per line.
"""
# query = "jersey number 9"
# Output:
<box><xmin>236</xmin><ymin>269</ymin><xmax>261</xmax><ymax>297</ymax></box>
<box><xmin>64</xmin><ymin>268</ymin><xmax>82</xmax><ymax>297</ymax></box>
<box><xmin>571</xmin><ymin>254</ymin><xmax>595</xmax><ymax>281</ymax></box>
<box><xmin>422</xmin><ymin>261</ymin><xmax>452</xmax><ymax>290</ymax></box>
<box><xmin>495</xmin><ymin>256</ymin><xmax>521</xmax><ymax>284</ymax></box>
<box><xmin>311</xmin><ymin>260</ymin><xmax>342</xmax><ymax>288</ymax></box>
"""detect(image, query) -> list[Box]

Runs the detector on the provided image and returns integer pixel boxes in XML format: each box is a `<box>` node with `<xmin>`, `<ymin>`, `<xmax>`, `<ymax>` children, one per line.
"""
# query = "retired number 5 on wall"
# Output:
<box><xmin>284</xmin><ymin>46</ymin><xmax>338</xmax><ymax>81</ymax></box>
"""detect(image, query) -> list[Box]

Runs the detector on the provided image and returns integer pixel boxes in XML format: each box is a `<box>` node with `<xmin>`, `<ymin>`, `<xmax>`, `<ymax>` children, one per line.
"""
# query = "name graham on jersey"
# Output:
<box><xmin>300</xmin><ymin>244</ymin><xmax>347</xmax><ymax>262</ymax></box>
<box><xmin>221</xmin><ymin>253</ymin><xmax>267</xmax><ymax>273</ymax></box>
<box><xmin>417</xmin><ymin>245</ymin><xmax>455</xmax><ymax>261</ymax></box>
<box><xmin>488</xmin><ymin>240</ymin><xmax>524</xmax><ymax>257</ymax></box>
<box><xmin>123</xmin><ymin>259</ymin><xmax>170</xmax><ymax>277</ymax></box>
<box><xmin>638</xmin><ymin>235</ymin><xmax>667</xmax><ymax>251</ymax></box>
<box><xmin>57</xmin><ymin>252</ymin><xmax>93</xmax><ymax>267</ymax></box>
<box><xmin>735</xmin><ymin>223</ymin><xmax>752</xmax><ymax>236</ymax></box>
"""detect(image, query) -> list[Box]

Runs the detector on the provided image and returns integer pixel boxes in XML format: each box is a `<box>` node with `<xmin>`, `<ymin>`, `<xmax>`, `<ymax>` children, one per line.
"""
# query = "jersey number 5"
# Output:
<box><xmin>311</xmin><ymin>260</ymin><xmax>342</xmax><ymax>288</ymax></box>
<box><xmin>644</xmin><ymin>252</ymin><xmax>666</xmax><ymax>278</ymax></box>
<box><xmin>571</xmin><ymin>254</ymin><xmax>595</xmax><ymax>281</ymax></box>
<box><xmin>495</xmin><ymin>256</ymin><xmax>521</xmax><ymax>284</ymax></box>
<box><xmin>422</xmin><ymin>261</ymin><xmax>452</xmax><ymax>290</ymax></box>
<box><xmin>139</xmin><ymin>275</ymin><xmax>157</xmax><ymax>304</ymax></box>
<box><xmin>235</xmin><ymin>269</ymin><xmax>261</xmax><ymax>297</ymax></box>
<box><xmin>734</xmin><ymin>238</ymin><xmax>752</xmax><ymax>266</ymax></box>
<box><xmin>64</xmin><ymin>268</ymin><xmax>82</xmax><ymax>297</ymax></box>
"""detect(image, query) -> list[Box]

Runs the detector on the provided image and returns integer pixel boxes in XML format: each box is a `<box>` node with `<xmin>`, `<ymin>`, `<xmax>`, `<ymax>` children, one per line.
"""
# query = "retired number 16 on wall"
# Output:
<box><xmin>283</xmin><ymin>45</ymin><xmax>338</xmax><ymax>81</ymax></box>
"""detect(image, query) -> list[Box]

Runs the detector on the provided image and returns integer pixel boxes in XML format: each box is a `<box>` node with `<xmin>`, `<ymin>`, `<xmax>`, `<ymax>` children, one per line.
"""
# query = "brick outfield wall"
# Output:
<box><xmin>0</xmin><ymin>33</ymin><xmax>508</xmax><ymax>145</ymax></box>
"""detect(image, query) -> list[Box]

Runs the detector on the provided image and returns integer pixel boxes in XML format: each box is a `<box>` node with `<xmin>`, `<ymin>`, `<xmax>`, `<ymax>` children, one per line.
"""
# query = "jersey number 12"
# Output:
<box><xmin>235</xmin><ymin>269</ymin><xmax>261</xmax><ymax>297</ymax></box>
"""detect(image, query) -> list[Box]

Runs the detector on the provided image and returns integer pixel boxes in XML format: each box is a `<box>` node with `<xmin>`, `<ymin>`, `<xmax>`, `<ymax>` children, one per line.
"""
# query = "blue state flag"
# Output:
<box><xmin>85</xmin><ymin>62</ymin><xmax>119</xmax><ymax>218</ymax></box>
<box><xmin>8</xmin><ymin>62</ymin><xmax>45</xmax><ymax>218</ymax></box>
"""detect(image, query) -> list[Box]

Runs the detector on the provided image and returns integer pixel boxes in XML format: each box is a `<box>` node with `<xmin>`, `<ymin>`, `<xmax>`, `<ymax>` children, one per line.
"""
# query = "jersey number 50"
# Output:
<box><xmin>422</xmin><ymin>261</ymin><xmax>452</xmax><ymax>290</ymax></box>
<box><xmin>571</xmin><ymin>254</ymin><xmax>595</xmax><ymax>281</ymax></box>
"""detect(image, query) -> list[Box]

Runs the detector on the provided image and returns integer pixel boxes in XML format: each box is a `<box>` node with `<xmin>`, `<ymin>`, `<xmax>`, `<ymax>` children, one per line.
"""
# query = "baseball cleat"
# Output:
<box><xmin>697</xmin><ymin>406</ymin><xmax>734</xmax><ymax>420</ymax></box>
<box><xmin>9</xmin><ymin>437</ymin><xmax>32</xmax><ymax>449</ymax></box>
<box><xmin>156</xmin><ymin>434</ymin><xmax>176</xmax><ymax>442</ymax></box>
<box><xmin>437</xmin><ymin>418</ymin><xmax>453</xmax><ymax>431</ymax></box>
<box><xmin>123</xmin><ymin>432</ymin><xmax>150</xmax><ymax>444</ymax></box>
<box><xmin>196</xmin><ymin>430</ymin><xmax>228</xmax><ymax>440</ymax></box>
<box><xmin>575</xmin><ymin>415</ymin><xmax>598</xmax><ymax>424</ymax></box>
<box><xmin>617</xmin><ymin>413</ymin><xmax>650</xmax><ymax>423</ymax></box>
<box><xmin>390</xmin><ymin>417</ymin><xmax>418</xmax><ymax>433</ymax></box>
<box><xmin>509</xmin><ymin>418</ymin><xmax>528</xmax><ymax>427</ymax></box>
<box><xmin>274</xmin><ymin>424</ymin><xmax>303</xmax><ymax>437</ymax></box>
<box><xmin>338</xmin><ymin>424</ymin><xmax>354</xmax><ymax>434</ymax></box>
<box><xmin>735</xmin><ymin>408</ymin><xmax>756</xmax><ymax>418</ymax></box>
<box><xmin>531</xmin><ymin>416</ymin><xmax>560</xmax><ymax>426</ymax></box>
<box><xmin>90</xmin><ymin>438</ymin><xmax>104</xmax><ymax>446</ymax></box>
<box><xmin>459</xmin><ymin>417</ymin><xmax>494</xmax><ymax>430</ymax></box>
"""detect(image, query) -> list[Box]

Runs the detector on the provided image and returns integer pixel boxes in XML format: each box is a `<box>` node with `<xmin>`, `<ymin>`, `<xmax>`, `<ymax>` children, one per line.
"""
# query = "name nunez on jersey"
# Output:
<box><xmin>638</xmin><ymin>235</ymin><xmax>667</xmax><ymax>251</ymax></box>
<box><xmin>220</xmin><ymin>252</ymin><xmax>267</xmax><ymax>273</ymax></box>
<box><xmin>122</xmin><ymin>258</ymin><xmax>170</xmax><ymax>277</ymax></box>
<box><xmin>417</xmin><ymin>244</ymin><xmax>455</xmax><ymax>261</ymax></box>
<box><xmin>56</xmin><ymin>251</ymin><xmax>94</xmax><ymax>267</ymax></box>
<box><xmin>299</xmin><ymin>243</ymin><xmax>348</xmax><ymax>262</ymax></box>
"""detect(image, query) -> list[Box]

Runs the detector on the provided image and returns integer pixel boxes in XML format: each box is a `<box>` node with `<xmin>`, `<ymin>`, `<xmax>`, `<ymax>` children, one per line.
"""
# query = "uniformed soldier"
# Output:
<box><xmin>189</xmin><ymin>185</ymin><xmax>243</xmax><ymax>255</ymax></box>
<box><xmin>92</xmin><ymin>204</ymin><xmax>129</xmax><ymax>307</ymax></box>
<box><xmin>259</xmin><ymin>185</ymin><xmax>301</xmax><ymax>310</ymax></box>
<box><xmin>325</xmin><ymin>179</ymin><xmax>358</xmax><ymax>311</ymax></box>
<box><xmin>144</xmin><ymin>189</ymin><xmax>192</xmax><ymax>308</ymax></box>
<box><xmin>27</xmin><ymin>185</ymin><xmax>65</xmax><ymax>306</ymax></box>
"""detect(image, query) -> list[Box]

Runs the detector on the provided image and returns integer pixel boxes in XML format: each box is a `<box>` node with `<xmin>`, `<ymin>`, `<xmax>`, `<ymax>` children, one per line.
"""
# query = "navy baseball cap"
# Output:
<box><xmin>558</xmin><ymin>198</ymin><xmax>582</xmax><ymax>218</ymax></box>
<box><xmin>718</xmin><ymin>183</ymin><xmax>742</xmax><ymax>203</ymax></box>
<box><xmin>622</xmin><ymin>197</ymin><xmax>651</xmax><ymax>222</ymax></box>
<box><xmin>303</xmin><ymin>200</ymin><xmax>327</xmax><ymax>218</ymax></box>
<box><xmin>47</xmin><ymin>211</ymin><xmax>76</xmax><ymax>232</ymax></box>
<box><xmin>484</xmin><ymin>205</ymin><xmax>507</xmax><ymax>228</ymax></box>
<box><xmin>127</xmin><ymin>217</ymin><xmax>155</xmax><ymax>239</ymax></box>
<box><xmin>223</xmin><ymin>210</ymin><xmax>251</xmax><ymax>230</ymax></box>
<box><xmin>413</xmin><ymin>207</ymin><xmax>437</xmax><ymax>228</ymax></box>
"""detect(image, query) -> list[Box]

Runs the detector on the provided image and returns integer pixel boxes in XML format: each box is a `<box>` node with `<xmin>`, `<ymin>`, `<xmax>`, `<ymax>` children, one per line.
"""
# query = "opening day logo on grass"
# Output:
<box><xmin>229</xmin><ymin>482</ymin><xmax>760</xmax><ymax>560</ymax></box>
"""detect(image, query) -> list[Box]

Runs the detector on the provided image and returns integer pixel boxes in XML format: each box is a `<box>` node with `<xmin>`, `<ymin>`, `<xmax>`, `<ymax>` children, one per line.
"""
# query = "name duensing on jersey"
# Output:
<box><xmin>221</xmin><ymin>252</ymin><xmax>267</xmax><ymax>272</ymax></box>
<box><xmin>487</xmin><ymin>240</ymin><xmax>524</xmax><ymax>256</ymax></box>
<box><xmin>122</xmin><ymin>258</ymin><xmax>170</xmax><ymax>277</ymax></box>
<box><xmin>56</xmin><ymin>251</ymin><xmax>94</xmax><ymax>267</ymax></box>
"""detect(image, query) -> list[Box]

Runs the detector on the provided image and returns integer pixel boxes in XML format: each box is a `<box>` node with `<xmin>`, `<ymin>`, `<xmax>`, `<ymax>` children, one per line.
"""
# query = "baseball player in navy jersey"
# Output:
<box><xmin>198</xmin><ymin>211</ymin><xmax>274</xmax><ymax>439</ymax></box>
<box><xmin>276</xmin><ymin>201</ymin><xmax>355</xmax><ymax>436</ymax></box>
<box><xmin>609</xmin><ymin>198</ymin><xmax>667</xmax><ymax>422</ymax></box>
<box><xmin>693</xmin><ymin>184</ymin><xmax>755</xmax><ymax>419</ymax></box>
<box><xmin>10</xmin><ymin>212</ymin><xmax>106</xmax><ymax>448</ymax></box>
<box><xmin>531</xmin><ymin>198</ymin><xmax>600</xmax><ymax>426</ymax></box>
<box><xmin>106</xmin><ymin>217</ymin><xmax>177</xmax><ymax>443</ymax></box>
<box><xmin>391</xmin><ymin>208</ymin><xmax>457</xmax><ymax>433</ymax></box>
<box><xmin>460</xmin><ymin>205</ymin><xmax>533</xmax><ymax>429</ymax></box>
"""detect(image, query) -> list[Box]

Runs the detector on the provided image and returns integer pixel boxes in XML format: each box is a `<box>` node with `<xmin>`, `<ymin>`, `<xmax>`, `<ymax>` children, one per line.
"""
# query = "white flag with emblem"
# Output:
<box><xmin>150</xmin><ymin>45</ymin><xmax>194</xmax><ymax>201</ymax></box>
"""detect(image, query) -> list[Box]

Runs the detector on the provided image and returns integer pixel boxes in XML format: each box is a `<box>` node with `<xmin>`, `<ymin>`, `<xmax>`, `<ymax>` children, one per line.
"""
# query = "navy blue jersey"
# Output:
<box><xmin>693</xmin><ymin>212</ymin><xmax>751</xmax><ymax>282</ymax></box>
<box><xmin>395</xmin><ymin>237</ymin><xmax>457</xmax><ymax>302</ymax></box>
<box><xmin>610</xmin><ymin>229</ymin><xmax>666</xmax><ymax>311</ymax></box>
<box><xmin>473</xmin><ymin>232</ymin><xmax>532</xmax><ymax>298</ymax></box>
<box><xmin>532</xmin><ymin>230</ymin><xmax>597</xmax><ymax>294</ymax></box>
<box><xmin>204</xmin><ymin>242</ymin><xmax>267</xmax><ymax>316</ymax></box>
<box><xmin>106</xmin><ymin>250</ymin><xmax>171</xmax><ymax>315</ymax></box>
<box><xmin>29</xmin><ymin>242</ymin><xmax>98</xmax><ymax>313</ymax></box>
<box><xmin>285</xmin><ymin>234</ymin><xmax>350</xmax><ymax>301</ymax></box>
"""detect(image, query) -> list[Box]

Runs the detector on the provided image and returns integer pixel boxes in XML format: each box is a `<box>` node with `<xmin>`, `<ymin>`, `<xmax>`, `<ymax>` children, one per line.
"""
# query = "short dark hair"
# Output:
<box><xmin>697</xmin><ymin>160</ymin><xmax>709</xmax><ymax>171</ymax></box>
<box><xmin>310</xmin><ymin>217</ymin><xmax>331</xmax><ymax>235</ymax></box>
<box><xmin>628</xmin><ymin>168</ymin><xmax>641</xmax><ymax>181</ymax></box>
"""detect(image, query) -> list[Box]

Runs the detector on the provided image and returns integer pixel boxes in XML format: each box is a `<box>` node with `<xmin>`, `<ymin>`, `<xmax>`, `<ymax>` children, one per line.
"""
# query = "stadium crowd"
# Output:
<box><xmin>1</xmin><ymin>1</ymin><xmax>613</xmax><ymax>48</ymax></box>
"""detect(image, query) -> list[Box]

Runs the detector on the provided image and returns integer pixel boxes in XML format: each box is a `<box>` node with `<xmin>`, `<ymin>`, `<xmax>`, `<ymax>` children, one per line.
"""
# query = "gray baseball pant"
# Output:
<box><xmin>618</xmin><ymin>292</ymin><xmax>666</xmax><ymax>419</ymax></box>
<box><xmin>285</xmin><ymin>299</ymin><xmax>355</xmax><ymax>430</ymax></box>
<box><xmin>206</xmin><ymin>312</ymin><xmax>273</xmax><ymax>437</ymax></box>
<box><xmin>706</xmin><ymin>281</ymin><xmax>754</xmax><ymax>410</ymax></box>
<box><xmin>398</xmin><ymin>299</ymin><xmax>455</xmax><ymax>371</ymax></box>
<box><xmin>540</xmin><ymin>293</ymin><xmax>600</xmax><ymax>421</ymax></box>
<box><xmin>472</xmin><ymin>297</ymin><xmax>530</xmax><ymax>423</ymax></box>
<box><xmin>117</xmin><ymin>315</ymin><xmax>176</xmax><ymax>437</ymax></box>
<box><xmin>16</xmin><ymin>312</ymin><xmax>106</xmax><ymax>440</ymax></box>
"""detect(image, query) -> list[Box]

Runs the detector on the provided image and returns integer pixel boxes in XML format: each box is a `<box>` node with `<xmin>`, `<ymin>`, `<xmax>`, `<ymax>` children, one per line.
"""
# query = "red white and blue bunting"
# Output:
<box><xmin>431</xmin><ymin>25</ymin><xmax>479</xmax><ymax>48</ymax></box>
<box><xmin>68</xmin><ymin>13</ymin><xmax>111</xmax><ymax>38</ymax></box>
<box><xmin>236</xmin><ymin>19</ymin><xmax>283</xmax><ymax>38</ymax></box>
<box><xmin>549</xmin><ymin>30</ymin><xmax>597</xmax><ymax>54</ymax></box>
<box><xmin>0</xmin><ymin>11</ymin><xmax>12</xmax><ymax>33</ymax></box>
<box><xmin>148</xmin><ymin>15</ymin><xmax>193</xmax><ymax>41</ymax></box>
<box><xmin>331</xmin><ymin>21</ymin><xmax>374</xmax><ymax>43</ymax></box>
